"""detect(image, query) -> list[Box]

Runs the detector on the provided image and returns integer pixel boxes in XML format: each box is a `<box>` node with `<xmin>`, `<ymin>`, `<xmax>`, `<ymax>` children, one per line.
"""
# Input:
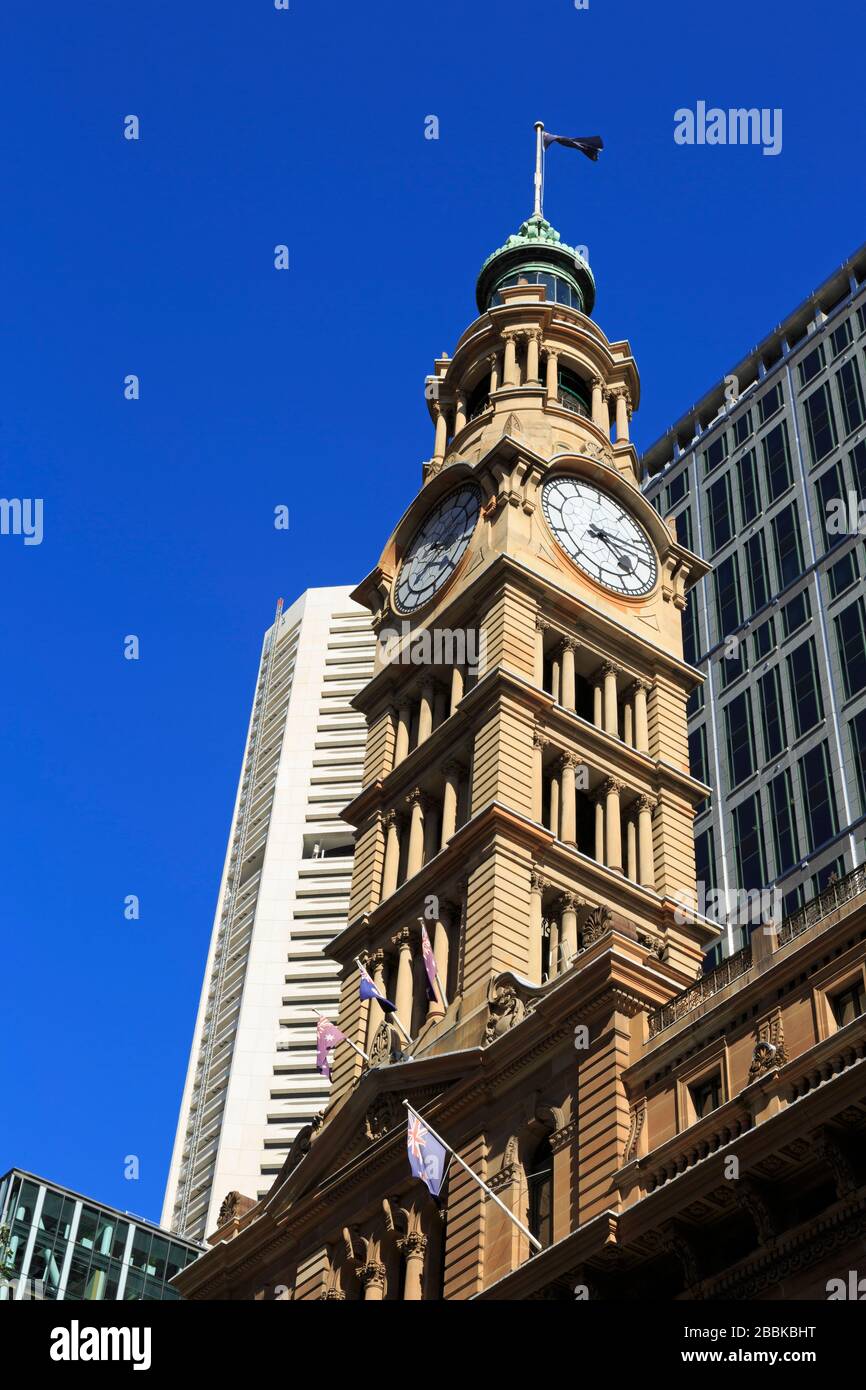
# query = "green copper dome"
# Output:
<box><xmin>475</xmin><ymin>214</ymin><xmax>596</xmax><ymax>317</ymax></box>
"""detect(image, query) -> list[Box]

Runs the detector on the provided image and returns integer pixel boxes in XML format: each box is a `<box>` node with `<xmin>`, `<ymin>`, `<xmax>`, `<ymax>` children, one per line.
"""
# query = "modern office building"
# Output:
<box><xmin>0</xmin><ymin>1168</ymin><xmax>201</xmax><ymax>1300</ymax></box>
<box><xmin>642</xmin><ymin>244</ymin><xmax>866</xmax><ymax>960</ymax></box>
<box><xmin>162</xmin><ymin>587</ymin><xmax>375</xmax><ymax>1242</ymax></box>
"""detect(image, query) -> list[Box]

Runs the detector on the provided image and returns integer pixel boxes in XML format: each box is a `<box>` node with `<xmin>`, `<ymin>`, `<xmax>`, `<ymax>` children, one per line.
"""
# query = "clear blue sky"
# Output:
<box><xmin>1</xmin><ymin>0</ymin><xmax>862</xmax><ymax>1226</ymax></box>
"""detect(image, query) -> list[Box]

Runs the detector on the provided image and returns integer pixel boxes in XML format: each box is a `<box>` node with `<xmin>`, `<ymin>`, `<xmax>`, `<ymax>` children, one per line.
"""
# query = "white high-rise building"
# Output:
<box><xmin>162</xmin><ymin>587</ymin><xmax>374</xmax><ymax>1241</ymax></box>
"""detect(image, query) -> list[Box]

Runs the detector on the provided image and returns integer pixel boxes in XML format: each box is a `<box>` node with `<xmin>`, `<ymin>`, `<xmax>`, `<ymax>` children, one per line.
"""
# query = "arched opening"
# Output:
<box><xmin>526</xmin><ymin>1136</ymin><xmax>553</xmax><ymax>1250</ymax></box>
<box><xmin>556</xmin><ymin>366</ymin><xmax>591</xmax><ymax>418</ymax></box>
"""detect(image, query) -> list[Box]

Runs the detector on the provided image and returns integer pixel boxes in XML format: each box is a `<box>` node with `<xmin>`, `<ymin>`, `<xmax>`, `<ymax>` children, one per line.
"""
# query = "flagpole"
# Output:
<box><xmin>403</xmin><ymin>1101</ymin><xmax>542</xmax><ymax>1252</ymax></box>
<box><xmin>533</xmin><ymin>121</ymin><xmax>544</xmax><ymax>218</ymax></box>
<box><xmin>353</xmin><ymin>956</ymin><xmax>415</xmax><ymax>1051</ymax></box>
<box><xmin>311</xmin><ymin>1008</ymin><xmax>370</xmax><ymax>1064</ymax></box>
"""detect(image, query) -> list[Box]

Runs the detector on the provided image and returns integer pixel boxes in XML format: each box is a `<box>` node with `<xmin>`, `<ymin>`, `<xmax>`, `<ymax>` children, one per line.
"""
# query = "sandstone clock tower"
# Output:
<box><xmin>177</xmin><ymin>206</ymin><xmax>715</xmax><ymax>1301</ymax></box>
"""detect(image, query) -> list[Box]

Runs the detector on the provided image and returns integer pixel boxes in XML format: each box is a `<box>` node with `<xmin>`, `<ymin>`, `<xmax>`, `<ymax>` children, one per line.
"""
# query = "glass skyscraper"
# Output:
<box><xmin>0</xmin><ymin>1168</ymin><xmax>201</xmax><ymax>1301</ymax></box>
<box><xmin>642</xmin><ymin>243</ymin><xmax>866</xmax><ymax>961</ymax></box>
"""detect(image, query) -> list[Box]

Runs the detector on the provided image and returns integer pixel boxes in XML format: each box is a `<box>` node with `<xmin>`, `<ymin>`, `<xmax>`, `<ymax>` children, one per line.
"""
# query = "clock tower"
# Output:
<box><xmin>178</xmin><ymin>201</ymin><xmax>715</xmax><ymax>1301</ymax></box>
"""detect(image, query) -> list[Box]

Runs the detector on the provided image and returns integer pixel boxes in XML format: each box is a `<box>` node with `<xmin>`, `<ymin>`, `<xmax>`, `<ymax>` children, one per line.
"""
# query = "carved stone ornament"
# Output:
<box><xmin>483</xmin><ymin>971</ymin><xmax>541</xmax><ymax>1044</ymax></box>
<box><xmin>369</xmin><ymin>1019</ymin><xmax>406</xmax><ymax>1068</ymax></box>
<box><xmin>581</xmin><ymin>904</ymin><xmax>613</xmax><ymax>948</ymax></box>
<box><xmin>364</xmin><ymin>1092</ymin><xmax>403</xmax><ymax>1142</ymax></box>
<box><xmin>748</xmin><ymin>1012</ymin><xmax>788</xmax><ymax>1081</ymax></box>
<box><xmin>216</xmin><ymin>1191</ymin><xmax>255</xmax><ymax>1228</ymax></box>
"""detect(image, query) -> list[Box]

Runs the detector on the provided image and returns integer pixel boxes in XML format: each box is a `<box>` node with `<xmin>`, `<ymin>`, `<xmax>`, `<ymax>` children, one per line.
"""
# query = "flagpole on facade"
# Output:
<box><xmin>419</xmin><ymin>917</ymin><xmax>449</xmax><ymax>1011</ymax></box>
<box><xmin>403</xmin><ymin>1101</ymin><xmax>543</xmax><ymax>1252</ymax></box>
<box><xmin>353</xmin><ymin>956</ymin><xmax>415</xmax><ymax>1051</ymax></box>
<box><xmin>533</xmin><ymin>120</ymin><xmax>545</xmax><ymax>218</ymax></box>
<box><xmin>311</xmin><ymin>1008</ymin><xmax>370</xmax><ymax>1064</ymax></box>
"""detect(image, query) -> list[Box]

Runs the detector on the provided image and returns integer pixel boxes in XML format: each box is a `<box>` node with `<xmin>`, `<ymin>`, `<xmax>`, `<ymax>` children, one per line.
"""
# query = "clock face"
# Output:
<box><xmin>541</xmin><ymin>476</ymin><xmax>658</xmax><ymax>596</ymax></box>
<box><xmin>393</xmin><ymin>483</ymin><xmax>482</xmax><ymax>614</ymax></box>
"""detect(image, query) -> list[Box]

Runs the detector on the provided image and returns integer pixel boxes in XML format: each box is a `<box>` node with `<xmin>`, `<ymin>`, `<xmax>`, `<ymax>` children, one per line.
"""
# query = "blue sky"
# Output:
<box><xmin>1</xmin><ymin>0</ymin><xmax>862</xmax><ymax>1225</ymax></box>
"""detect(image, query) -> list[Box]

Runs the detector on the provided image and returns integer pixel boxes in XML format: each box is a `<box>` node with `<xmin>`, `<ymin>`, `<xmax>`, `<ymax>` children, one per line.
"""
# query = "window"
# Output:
<box><xmin>851</xmin><ymin>440</ymin><xmax>866</xmax><ymax>498</ymax></box>
<box><xmin>830</xmin><ymin>980</ymin><xmax>865</xmax><ymax>1029</ymax></box>
<box><xmin>837</xmin><ymin>357</ymin><xmax>866</xmax><ymax>435</ymax></box>
<box><xmin>768</xmin><ymin>769</ymin><xmax>799</xmax><ymax>874</ymax></box>
<box><xmin>732</xmin><ymin>793</ymin><xmax>767</xmax><ymax>891</ymax></box>
<box><xmin>745</xmin><ymin>531</ymin><xmax>771</xmax><ymax>615</ymax></box>
<box><xmin>834</xmin><ymin>598</ymin><xmax>866</xmax><ymax>698</ymax></box>
<box><xmin>724</xmin><ymin>690</ymin><xmax>756</xmax><ymax>786</ymax></box>
<box><xmin>689</xmin><ymin>725</ymin><xmax>710</xmax><ymax>812</ymax></box>
<box><xmin>752</xmin><ymin>616</ymin><xmax>776</xmax><ymax>662</ymax></box>
<box><xmin>734</xmin><ymin>410</ymin><xmax>753</xmax><ymax>447</ymax></box>
<box><xmin>719</xmin><ymin>640</ymin><xmax>747</xmax><ymax>689</ymax></box>
<box><xmin>695</xmin><ymin>826</ymin><xmax>717</xmax><ymax>893</ymax></box>
<box><xmin>758</xmin><ymin>382</ymin><xmax>783</xmax><ymax>423</ymax></box>
<box><xmin>815</xmin><ymin>461</ymin><xmax>847</xmax><ymax>551</ymax></box>
<box><xmin>786</xmin><ymin>638</ymin><xmax>824</xmax><ymax>737</ymax></box>
<box><xmin>674</xmin><ymin>507</ymin><xmax>693</xmax><ymax>550</ymax></box>
<box><xmin>772</xmin><ymin>503</ymin><xmax>805</xmax><ymax>586</ymax></box>
<box><xmin>830</xmin><ymin>318</ymin><xmax>853</xmax><ymax>357</ymax></box>
<box><xmin>849</xmin><ymin>710</ymin><xmax>866</xmax><ymax>812</ymax></box>
<box><xmin>828</xmin><ymin>548</ymin><xmax>858</xmax><ymax>599</ymax></box>
<box><xmin>667</xmin><ymin>470</ymin><xmax>688</xmax><ymax>507</ymax></box>
<box><xmin>687</xmin><ymin>683</ymin><xmax>704</xmax><ymax>718</ymax></box>
<box><xmin>781</xmin><ymin>587</ymin><xmax>811</xmax><ymax>638</ymax></box>
<box><xmin>798</xmin><ymin>741</ymin><xmax>838</xmax><ymax>849</ymax></box>
<box><xmin>707</xmin><ymin>474</ymin><xmax>734</xmax><ymax>550</ymax></box>
<box><xmin>758</xmin><ymin>667</ymin><xmax>787</xmax><ymax>760</ymax></box>
<box><xmin>690</xmin><ymin>1072</ymin><xmax>723</xmax><ymax>1119</ymax></box>
<box><xmin>527</xmin><ymin>1137</ymin><xmax>553</xmax><ymax>1249</ymax></box>
<box><xmin>803</xmin><ymin>382</ymin><xmax>838</xmax><ymax>464</ymax></box>
<box><xmin>557</xmin><ymin>366</ymin><xmax>590</xmax><ymax>414</ymax></box>
<box><xmin>798</xmin><ymin>343</ymin><xmax>825</xmax><ymax>387</ymax></box>
<box><xmin>714</xmin><ymin>555</ymin><xmax>741</xmax><ymax>640</ymax></box>
<box><xmin>704</xmin><ymin>433</ymin><xmax>727</xmax><ymax>473</ymax></box>
<box><xmin>737</xmin><ymin>448</ymin><xmax>761</xmax><ymax>522</ymax></box>
<box><xmin>682</xmin><ymin>601</ymin><xmax>701</xmax><ymax>667</ymax></box>
<box><xmin>762</xmin><ymin>421</ymin><xmax>793</xmax><ymax>500</ymax></box>
<box><xmin>859</xmin><ymin>304</ymin><xmax>866</xmax><ymax>336</ymax></box>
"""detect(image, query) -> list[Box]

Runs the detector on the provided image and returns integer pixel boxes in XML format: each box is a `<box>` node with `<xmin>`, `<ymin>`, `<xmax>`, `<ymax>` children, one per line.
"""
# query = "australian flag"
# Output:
<box><xmin>359</xmin><ymin>963</ymin><xmax>396</xmax><ymax>1013</ymax></box>
<box><xmin>542</xmin><ymin>132</ymin><xmax>604</xmax><ymax>161</ymax></box>
<box><xmin>315</xmin><ymin>1016</ymin><xmax>346</xmax><ymax>1081</ymax></box>
<box><xmin>420</xmin><ymin>922</ymin><xmax>438</xmax><ymax>1002</ymax></box>
<box><xmin>407</xmin><ymin>1109</ymin><xmax>448</xmax><ymax>1198</ymax></box>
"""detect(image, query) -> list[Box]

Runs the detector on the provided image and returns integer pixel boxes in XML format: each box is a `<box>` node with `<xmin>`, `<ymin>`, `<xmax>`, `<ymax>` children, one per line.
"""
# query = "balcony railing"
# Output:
<box><xmin>556</xmin><ymin>388</ymin><xmax>589</xmax><ymax>418</ymax></box>
<box><xmin>647</xmin><ymin>864</ymin><xmax>866</xmax><ymax>1040</ymax></box>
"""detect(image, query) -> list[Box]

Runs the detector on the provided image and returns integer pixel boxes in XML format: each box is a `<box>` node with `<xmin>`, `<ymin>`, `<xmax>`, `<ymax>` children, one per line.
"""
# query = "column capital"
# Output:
<box><xmin>601</xmin><ymin>776</ymin><xmax>625</xmax><ymax>796</ymax></box>
<box><xmin>629</xmin><ymin>677</ymin><xmax>651</xmax><ymax>694</ymax></box>
<box><xmin>532</xmin><ymin>726</ymin><xmax>549</xmax><ymax>751</ymax></box>
<box><xmin>558</xmin><ymin>751</ymin><xmax>582</xmax><ymax>771</ymax></box>
<box><xmin>363</xmin><ymin>947</ymin><xmax>385</xmax><ymax>972</ymax></box>
<box><xmin>361</xmin><ymin>1261</ymin><xmax>386</xmax><ymax>1291</ymax></box>
<box><xmin>382</xmin><ymin>808</ymin><xmax>399</xmax><ymax>830</ymax></box>
<box><xmin>392</xmin><ymin>925</ymin><xmax>412</xmax><ymax>951</ymax></box>
<box><xmin>487</xmin><ymin>351</ymin><xmax>500</xmax><ymax>368</ymax></box>
<box><xmin>535</xmin><ymin>613</ymin><xmax>551</xmax><ymax>632</ymax></box>
<box><xmin>560</xmin><ymin>636</ymin><xmax>579</xmax><ymax>654</ymax></box>
<box><xmin>442</xmin><ymin>758</ymin><xmax>465</xmax><ymax>777</ymax></box>
<box><xmin>400</xmin><ymin>1230</ymin><xmax>428</xmax><ymax>1258</ymax></box>
<box><xmin>500</xmin><ymin>325</ymin><xmax>523</xmax><ymax>343</ymax></box>
<box><xmin>530</xmin><ymin>866</ymin><xmax>550</xmax><ymax>894</ymax></box>
<box><xmin>405</xmin><ymin>786</ymin><xmax>428</xmax><ymax>810</ymax></box>
<box><xmin>558</xmin><ymin>890</ymin><xmax>584</xmax><ymax>913</ymax></box>
<box><xmin>600</xmin><ymin>659</ymin><xmax>623</xmax><ymax>677</ymax></box>
<box><xmin>636</xmin><ymin>793</ymin><xmax>657</xmax><ymax>813</ymax></box>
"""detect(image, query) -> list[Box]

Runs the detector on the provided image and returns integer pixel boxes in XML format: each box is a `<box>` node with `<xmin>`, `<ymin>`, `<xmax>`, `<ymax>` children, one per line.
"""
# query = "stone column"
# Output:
<box><xmin>637</xmin><ymin>795</ymin><xmax>656</xmax><ymax>888</ymax></box>
<box><xmin>591</xmin><ymin>375</ymin><xmax>606</xmax><ymax>431</ymax></box>
<box><xmin>433</xmin><ymin>684</ymin><xmax>447</xmax><ymax>730</ymax></box>
<box><xmin>402</xmin><ymin>1232</ymin><xmax>427</xmax><ymax>1301</ymax></box>
<box><xmin>594</xmin><ymin>794</ymin><xmax>605</xmax><ymax>864</ymax></box>
<box><xmin>549</xmin><ymin>771</ymin><xmax>560</xmax><ymax>838</ymax></box>
<box><xmin>364</xmin><ymin>950</ymin><xmax>386</xmax><ymax>1052</ymax></box>
<box><xmin>550</xmin><ymin>653</ymin><xmax>561</xmax><ymax>704</ymax></box>
<box><xmin>593</xmin><ymin>677</ymin><xmax>603</xmax><ymax>728</ymax></box>
<box><xmin>441</xmin><ymin>762</ymin><xmax>461</xmax><ymax>846</ymax></box>
<box><xmin>526</xmin><ymin>330</ymin><xmax>541</xmax><ymax>384</ymax></box>
<box><xmin>381</xmin><ymin>811</ymin><xmax>401</xmax><ymax>899</ymax></box>
<box><xmin>560</xmin><ymin>638</ymin><xmax>577</xmax><ymax>712</ymax></box>
<box><xmin>603</xmin><ymin>777</ymin><xmax>624</xmax><ymax>874</ymax></box>
<box><xmin>626</xmin><ymin>813</ymin><xmax>638</xmax><ymax>881</ymax></box>
<box><xmin>548</xmin><ymin>915</ymin><xmax>559</xmax><ymax>980</ymax></box>
<box><xmin>614</xmin><ymin>387</ymin><xmax>631</xmax><ymax>443</ymax></box>
<box><xmin>546</xmin><ymin>348</ymin><xmax>559</xmax><ymax>398</ymax></box>
<box><xmin>633</xmin><ymin>681</ymin><xmax>650</xmax><ymax>753</ymax></box>
<box><xmin>417</xmin><ymin>680</ymin><xmax>434</xmax><ymax>744</ymax></box>
<box><xmin>602</xmin><ymin>661</ymin><xmax>620</xmax><ymax>737</ymax></box>
<box><xmin>405</xmin><ymin>789</ymin><xmax>426</xmax><ymax>878</ymax></box>
<box><xmin>623</xmin><ymin>696</ymin><xmax>634</xmax><ymax>748</ymax></box>
<box><xmin>534</xmin><ymin>615</ymin><xmax>548</xmax><ymax>687</ymax></box>
<box><xmin>450</xmin><ymin>664</ymin><xmax>464</xmax><ymax>715</ymax></box>
<box><xmin>454</xmin><ymin>391</ymin><xmax>467</xmax><ymax>435</ymax></box>
<box><xmin>560</xmin><ymin>893</ymin><xmax>580</xmax><ymax>968</ymax></box>
<box><xmin>488</xmin><ymin>352</ymin><xmax>500</xmax><ymax>395</ymax></box>
<box><xmin>362</xmin><ymin>1262</ymin><xmax>386</xmax><ymax>1301</ymax></box>
<box><xmin>393</xmin><ymin>927</ymin><xmax>414</xmax><ymax>1025</ymax></box>
<box><xmin>559</xmin><ymin>754</ymin><xmax>578</xmax><ymax>846</ymax></box>
<box><xmin>395</xmin><ymin>699</ymin><xmax>412</xmax><ymax>764</ymax></box>
<box><xmin>432</xmin><ymin>402</ymin><xmax>447</xmax><ymax>461</ymax></box>
<box><xmin>502</xmin><ymin>330</ymin><xmax>519</xmax><ymax>386</ymax></box>
<box><xmin>528</xmin><ymin>869</ymin><xmax>547</xmax><ymax>985</ymax></box>
<box><xmin>532</xmin><ymin>729</ymin><xmax>547</xmax><ymax>824</ymax></box>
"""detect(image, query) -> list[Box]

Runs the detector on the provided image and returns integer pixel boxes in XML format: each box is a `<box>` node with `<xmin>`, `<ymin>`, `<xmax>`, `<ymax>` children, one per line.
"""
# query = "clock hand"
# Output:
<box><xmin>586</xmin><ymin>525</ymin><xmax>634</xmax><ymax>573</ymax></box>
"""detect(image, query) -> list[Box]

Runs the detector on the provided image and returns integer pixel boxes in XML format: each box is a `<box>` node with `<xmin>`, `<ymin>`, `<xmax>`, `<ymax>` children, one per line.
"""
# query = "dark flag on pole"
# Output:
<box><xmin>542</xmin><ymin>132</ymin><xmax>604</xmax><ymax>161</ymax></box>
<box><xmin>359</xmin><ymin>963</ymin><xmax>397</xmax><ymax>1013</ymax></box>
<box><xmin>407</xmin><ymin>1110</ymin><xmax>448</xmax><ymax>1198</ymax></box>
<box><xmin>315</xmin><ymin>1016</ymin><xmax>346</xmax><ymax>1080</ymax></box>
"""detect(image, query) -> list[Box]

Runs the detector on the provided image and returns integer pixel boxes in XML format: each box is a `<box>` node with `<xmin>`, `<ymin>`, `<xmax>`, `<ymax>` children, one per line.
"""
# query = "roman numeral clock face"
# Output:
<box><xmin>541</xmin><ymin>477</ymin><xmax>658</xmax><ymax>597</ymax></box>
<box><xmin>393</xmin><ymin>483</ymin><xmax>482</xmax><ymax>614</ymax></box>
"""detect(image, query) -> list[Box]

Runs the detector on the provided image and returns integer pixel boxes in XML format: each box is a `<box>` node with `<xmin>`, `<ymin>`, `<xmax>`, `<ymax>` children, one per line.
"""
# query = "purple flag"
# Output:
<box><xmin>420</xmin><ymin>922</ymin><xmax>438</xmax><ymax>1002</ymax></box>
<box><xmin>542</xmin><ymin>132</ymin><xmax>604</xmax><ymax>161</ymax></box>
<box><xmin>316</xmin><ymin>1016</ymin><xmax>346</xmax><ymax>1080</ymax></box>
<box><xmin>407</xmin><ymin>1110</ymin><xmax>448</xmax><ymax>1198</ymax></box>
